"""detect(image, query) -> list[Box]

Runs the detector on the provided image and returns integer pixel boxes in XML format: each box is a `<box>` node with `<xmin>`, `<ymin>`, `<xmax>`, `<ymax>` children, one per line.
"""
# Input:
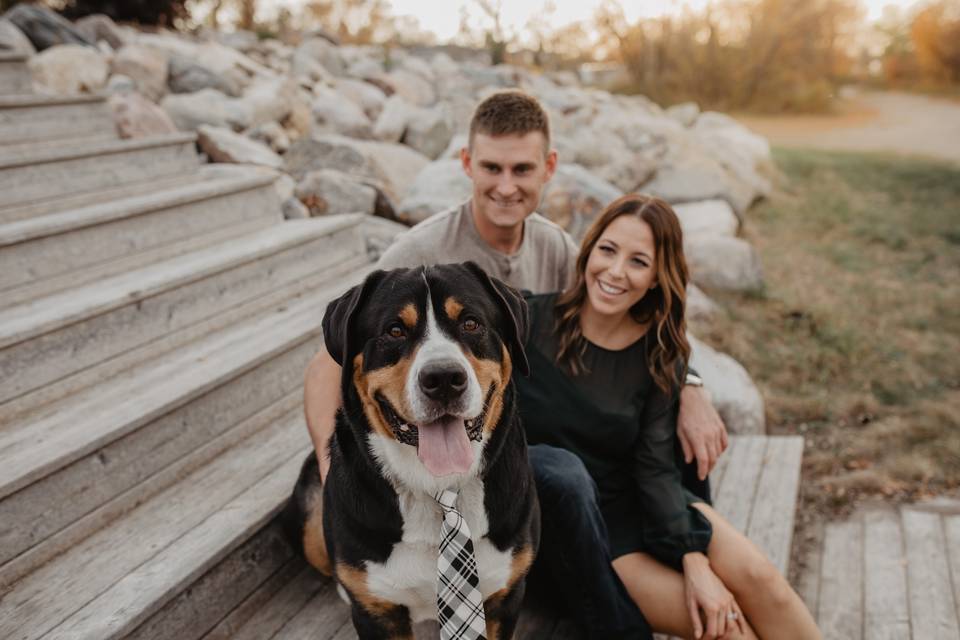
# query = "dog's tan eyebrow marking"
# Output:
<box><xmin>399</xmin><ymin>303</ymin><xmax>418</xmax><ymax>329</ymax></box>
<box><xmin>444</xmin><ymin>297</ymin><xmax>464</xmax><ymax>321</ymax></box>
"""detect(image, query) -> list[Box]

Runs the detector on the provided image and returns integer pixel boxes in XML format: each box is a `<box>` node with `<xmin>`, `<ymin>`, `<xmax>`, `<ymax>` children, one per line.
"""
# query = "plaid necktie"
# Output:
<box><xmin>435</xmin><ymin>489</ymin><xmax>487</xmax><ymax>640</ymax></box>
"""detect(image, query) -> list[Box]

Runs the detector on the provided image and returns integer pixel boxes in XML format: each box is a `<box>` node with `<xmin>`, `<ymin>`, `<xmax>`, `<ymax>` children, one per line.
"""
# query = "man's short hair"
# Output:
<box><xmin>469</xmin><ymin>90</ymin><xmax>551</xmax><ymax>151</ymax></box>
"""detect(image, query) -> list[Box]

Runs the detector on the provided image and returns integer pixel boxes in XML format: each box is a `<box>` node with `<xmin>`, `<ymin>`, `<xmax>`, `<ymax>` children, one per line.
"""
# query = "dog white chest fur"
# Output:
<box><xmin>362</xmin><ymin>289</ymin><xmax>514</xmax><ymax>622</ymax></box>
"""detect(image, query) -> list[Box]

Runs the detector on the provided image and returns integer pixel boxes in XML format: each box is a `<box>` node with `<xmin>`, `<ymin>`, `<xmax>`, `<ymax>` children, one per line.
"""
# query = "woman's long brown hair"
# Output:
<box><xmin>554</xmin><ymin>194</ymin><xmax>691</xmax><ymax>393</ymax></box>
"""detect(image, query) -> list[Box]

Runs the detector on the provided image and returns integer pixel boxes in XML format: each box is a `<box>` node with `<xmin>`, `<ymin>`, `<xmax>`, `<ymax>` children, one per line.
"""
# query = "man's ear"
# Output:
<box><xmin>322</xmin><ymin>270</ymin><xmax>387</xmax><ymax>368</ymax></box>
<box><xmin>462</xmin><ymin>261</ymin><xmax>530</xmax><ymax>377</ymax></box>
<box><xmin>461</xmin><ymin>145</ymin><xmax>473</xmax><ymax>179</ymax></box>
<box><xmin>544</xmin><ymin>148</ymin><xmax>558</xmax><ymax>181</ymax></box>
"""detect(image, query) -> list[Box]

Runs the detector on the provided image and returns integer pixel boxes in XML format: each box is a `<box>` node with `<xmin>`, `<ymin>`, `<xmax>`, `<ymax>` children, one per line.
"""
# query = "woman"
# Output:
<box><xmin>517</xmin><ymin>194</ymin><xmax>820</xmax><ymax>639</ymax></box>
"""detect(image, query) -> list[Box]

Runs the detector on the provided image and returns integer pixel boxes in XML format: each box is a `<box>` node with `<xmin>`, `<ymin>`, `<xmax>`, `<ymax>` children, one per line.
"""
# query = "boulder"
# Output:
<box><xmin>693</xmin><ymin>113</ymin><xmax>773</xmax><ymax>202</ymax></box>
<box><xmin>293</xmin><ymin>37</ymin><xmax>344</xmax><ymax>79</ymax></box>
<box><xmin>640</xmin><ymin>138</ymin><xmax>756</xmax><ymax>218</ymax></box>
<box><xmin>294</xmin><ymin>169</ymin><xmax>378</xmax><ymax>216</ymax></box>
<box><xmin>666</xmin><ymin>102</ymin><xmax>700</xmax><ymax>127</ymax></box>
<box><xmin>106</xmin><ymin>74</ymin><xmax>135</xmax><ymax>94</ymax></box>
<box><xmin>241</xmin><ymin>77</ymin><xmax>299</xmax><ymax>129</ymax></box>
<box><xmin>541</xmin><ymin>164</ymin><xmax>623</xmax><ymax>241</ymax></box>
<box><xmin>312</xmin><ymin>85</ymin><xmax>373</xmax><ymax>138</ymax></box>
<box><xmin>685</xmin><ymin>236</ymin><xmax>764</xmax><ymax>292</ymax></box>
<box><xmin>673</xmin><ymin>199</ymin><xmax>739</xmax><ymax>238</ymax></box>
<box><xmin>246</xmin><ymin>121</ymin><xmax>291</xmax><ymax>153</ymax></box>
<box><xmin>28</xmin><ymin>44</ymin><xmax>108</xmax><ymax>94</ymax></box>
<box><xmin>686</xmin><ymin>284</ymin><xmax>720</xmax><ymax>322</ymax></box>
<box><xmin>430</xmin><ymin>52</ymin><xmax>459</xmax><ymax>77</ymax></box>
<box><xmin>0</xmin><ymin>18</ymin><xmax>35</xmax><ymax>55</ymax></box>
<box><xmin>689</xmin><ymin>335</ymin><xmax>765</xmax><ymax>435</ymax></box>
<box><xmin>398</xmin><ymin>159</ymin><xmax>472</xmax><ymax>225</ymax></box>
<box><xmin>284</xmin><ymin>134</ymin><xmax>430</xmax><ymax>205</ymax></box>
<box><xmin>372</xmin><ymin>94</ymin><xmax>415</xmax><ymax>142</ymax></box>
<box><xmin>111</xmin><ymin>44</ymin><xmax>168</xmax><ymax>102</ymax></box>
<box><xmin>441</xmin><ymin>133</ymin><xmax>468</xmax><ymax>159</ymax></box>
<box><xmin>109</xmin><ymin>92</ymin><xmax>178</xmax><ymax>139</ymax></box>
<box><xmin>335</xmin><ymin>77</ymin><xmax>387</xmax><ymax>120</ymax></box>
<box><xmin>168</xmin><ymin>54</ymin><xmax>241</xmax><ymax>96</ymax></box>
<box><xmin>374</xmin><ymin>96</ymin><xmax>451</xmax><ymax>158</ymax></box>
<box><xmin>282</xmin><ymin>197</ymin><xmax>310</xmax><ymax>220</ymax></box>
<box><xmin>345</xmin><ymin>56</ymin><xmax>384</xmax><ymax>80</ymax></box>
<box><xmin>4</xmin><ymin>4</ymin><xmax>92</xmax><ymax>51</ymax></box>
<box><xmin>385</xmin><ymin>68</ymin><xmax>436</xmax><ymax>106</ymax></box>
<box><xmin>161</xmin><ymin>89</ymin><xmax>252</xmax><ymax>131</ymax></box>
<box><xmin>196</xmin><ymin>125</ymin><xmax>283</xmax><ymax>168</ymax></box>
<box><xmin>74</xmin><ymin>14</ymin><xmax>127</xmax><ymax>49</ymax></box>
<box><xmin>361</xmin><ymin>216</ymin><xmax>410</xmax><ymax>261</ymax></box>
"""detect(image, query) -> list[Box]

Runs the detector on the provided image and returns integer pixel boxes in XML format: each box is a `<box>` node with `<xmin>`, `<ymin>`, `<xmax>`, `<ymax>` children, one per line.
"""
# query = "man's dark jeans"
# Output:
<box><xmin>526</xmin><ymin>444</ymin><xmax>653</xmax><ymax>640</ymax></box>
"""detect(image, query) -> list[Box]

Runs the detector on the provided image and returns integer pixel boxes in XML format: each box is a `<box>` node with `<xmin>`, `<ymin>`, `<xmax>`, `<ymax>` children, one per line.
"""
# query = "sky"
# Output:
<box><xmin>257</xmin><ymin>0</ymin><xmax>926</xmax><ymax>42</ymax></box>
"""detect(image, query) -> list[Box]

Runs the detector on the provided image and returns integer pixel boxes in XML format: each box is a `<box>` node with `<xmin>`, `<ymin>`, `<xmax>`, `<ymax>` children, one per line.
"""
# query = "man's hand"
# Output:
<box><xmin>304</xmin><ymin>345</ymin><xmax>342</xmax><ymax>483</ymax></box>
<box><xmin>677</xmin><ymin>385</ymin><xmax>728</xmax><ymax>481</ymax></box>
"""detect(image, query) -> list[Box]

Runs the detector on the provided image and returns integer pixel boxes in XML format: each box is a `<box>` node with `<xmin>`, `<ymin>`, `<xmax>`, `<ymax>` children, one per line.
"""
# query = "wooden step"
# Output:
<box><xmin>0</xmin><ymin>169</ymin><xmax>282</xmax><ymax>296</ymax></box>
<box><xmin>0</xmin><ymin>93</ymin><xmax>116</xmax><ymax>146</ymax></box>
<box><xmin>0</xmin><ymin>133</ymin><xmax>199</xmax><ymax>212</ymax></box>
<box><xmin>0</xmin><ymin>216</ymin><xmax>364</xmax><ymax>406</ymax></box>
<box><xmin>0</xmin><ymin>52</ymin><xmax>31</xmax><ymax>96</ymax></box>
<box><xmin>0</xmin><ymin>260</ymin><xmax>372</xmax><ymax>585</ymax></box>
<box><xmin>0</xmin><ymin>399</ymin><xmax>314</xmax><ymax>640</ymax></box>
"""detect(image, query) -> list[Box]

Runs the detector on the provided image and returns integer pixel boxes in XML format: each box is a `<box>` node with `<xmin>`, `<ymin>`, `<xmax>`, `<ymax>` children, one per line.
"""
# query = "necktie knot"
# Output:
<box><xmin>435</xmin><ymin>488</ymin><xmax>459</xmax><ymax>512</ymax></box>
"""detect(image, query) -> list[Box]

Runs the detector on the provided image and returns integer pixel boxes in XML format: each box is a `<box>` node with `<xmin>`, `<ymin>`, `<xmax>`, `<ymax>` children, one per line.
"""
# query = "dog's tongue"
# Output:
<box><xmin>417</xmin><ymin>416</ymin><xmax>474</xmax><ymax>477</ymax></box>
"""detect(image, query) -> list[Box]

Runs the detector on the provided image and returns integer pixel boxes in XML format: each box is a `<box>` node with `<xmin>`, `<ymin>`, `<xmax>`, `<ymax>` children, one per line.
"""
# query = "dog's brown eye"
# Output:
<box><xmin>387</xmin><ymin>323</ymin><xmax>405</xmax><ymax>338</ymax></box>
<box><xmin>463</xmin><ymin>318</ymin><xmax>480</xmax><ymax>332</ymax></box>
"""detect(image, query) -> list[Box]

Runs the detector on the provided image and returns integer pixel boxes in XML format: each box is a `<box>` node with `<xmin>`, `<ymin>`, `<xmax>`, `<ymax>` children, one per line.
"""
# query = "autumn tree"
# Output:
<box><xmin>911</xmin><ymin>1</ymin><xmax>960</xmax><ymax>83</ymax></box>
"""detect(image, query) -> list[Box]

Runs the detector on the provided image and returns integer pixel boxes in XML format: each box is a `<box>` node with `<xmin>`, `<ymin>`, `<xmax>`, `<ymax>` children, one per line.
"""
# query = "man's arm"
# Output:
<box><xmin>304</xmin><ymin>344</ymin><xmax>342</xmax><ymax>482</ymax></box>
<box><xmin>677</xmin><ymin>383</ymin><xmax>728</xmax><ymax>481</ymax></box>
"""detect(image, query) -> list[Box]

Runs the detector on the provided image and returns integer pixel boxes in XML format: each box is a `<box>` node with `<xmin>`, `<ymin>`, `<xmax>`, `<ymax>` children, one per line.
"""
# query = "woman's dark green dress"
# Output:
<box><xmin>517</xmin><ymin>293</ymin><xmax>712</xmax><ymax>572</ymax></box>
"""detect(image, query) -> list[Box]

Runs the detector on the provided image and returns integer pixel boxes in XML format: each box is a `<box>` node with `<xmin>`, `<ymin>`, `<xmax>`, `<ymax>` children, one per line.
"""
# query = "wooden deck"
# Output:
<box><xmin>212</xmin><ymin>435</ymin><xmax>804</xmax><ymax>639</ymax></box>
<box><xmin>799</xmin><ymin>499</ymin><xmax>960</xmax><ymax>640</ymax></box>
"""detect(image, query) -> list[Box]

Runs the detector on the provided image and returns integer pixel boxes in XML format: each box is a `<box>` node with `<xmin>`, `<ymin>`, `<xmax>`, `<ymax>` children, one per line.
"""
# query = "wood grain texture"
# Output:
<box><xmin>818</xmin><ymin>520</ymin><xmax>863</xmax><ymax>640</ymax></box>
<box><xmin>745</xmin><ymin>436</ymin><xmax>803</xmax><ymax>574</ymax></box>
<box><xmin>863</xmin><ymin>508</ymin><xmax>910</xmax><ymax>640</ymax></box>
<box><xmin>903</xmin><ymin>508</ymin><xmax>960</xmax><ymax>640</ymax></box>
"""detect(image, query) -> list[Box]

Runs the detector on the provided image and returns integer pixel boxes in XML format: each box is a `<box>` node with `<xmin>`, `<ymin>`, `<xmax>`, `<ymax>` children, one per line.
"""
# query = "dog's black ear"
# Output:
<box><xmin>462</xmin><ymin>261</ymin><xmax>530</xmax><ymax>377</ymax></box>
<box><xmin>322</xmin><ymin>270</ymin><xmax>387</xmax><ymax>367</ymax></box>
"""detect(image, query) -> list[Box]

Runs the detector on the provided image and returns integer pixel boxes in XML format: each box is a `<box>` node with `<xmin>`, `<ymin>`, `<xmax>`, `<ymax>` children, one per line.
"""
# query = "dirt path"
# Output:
<box><xmin>734</xmin><ymin>89</ymin><xmax>960</xmax><ymax>163</ymax></box>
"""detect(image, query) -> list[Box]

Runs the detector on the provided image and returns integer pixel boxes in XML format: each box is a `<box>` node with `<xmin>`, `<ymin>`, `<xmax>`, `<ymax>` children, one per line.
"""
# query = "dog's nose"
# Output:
<box><xmin>418</xmin><ymin>361</ymin><xmax>468</xmax><ymax>403</ymax></box>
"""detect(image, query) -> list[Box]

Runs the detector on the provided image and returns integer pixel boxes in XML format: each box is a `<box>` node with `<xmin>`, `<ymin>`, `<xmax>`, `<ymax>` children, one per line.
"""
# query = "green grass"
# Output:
<box><xmin>690</xmin><ymin>148</ymin><xmax>960</xmax><ymax>496</ymax></box>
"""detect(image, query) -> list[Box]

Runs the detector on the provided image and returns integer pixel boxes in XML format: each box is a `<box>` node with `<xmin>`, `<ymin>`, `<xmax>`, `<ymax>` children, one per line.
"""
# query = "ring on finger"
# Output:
<box><xmin>727</xmin><ymin>611</ymin><xmax>738</xmax><ymax>621</ymax></box>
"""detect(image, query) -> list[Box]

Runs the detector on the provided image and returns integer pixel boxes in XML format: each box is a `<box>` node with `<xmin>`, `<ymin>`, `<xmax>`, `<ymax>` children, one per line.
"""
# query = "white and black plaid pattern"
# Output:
<box><xmin>435</xmin><ymin>489</ymin><xmax>487</xmax><ymax>640</ymax></box>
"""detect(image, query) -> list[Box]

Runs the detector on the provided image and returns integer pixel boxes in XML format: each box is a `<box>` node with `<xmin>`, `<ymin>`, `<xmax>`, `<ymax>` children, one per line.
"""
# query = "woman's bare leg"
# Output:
<box><xmin>612</xmin><ymin>552</ymin><xmax>759</xmax><ymax>639</ymax></box>
<box><xmin>691</xmin><ymin>502</ymin><xmax>822</xmax><ymax>640</ymax></box>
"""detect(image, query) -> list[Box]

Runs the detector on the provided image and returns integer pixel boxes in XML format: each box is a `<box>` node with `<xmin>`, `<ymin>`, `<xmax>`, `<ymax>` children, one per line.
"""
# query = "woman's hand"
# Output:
<box><xmin>682</xmin><ymin>552</ymin><xmax>746</xmax><ymax>639</ymax></box>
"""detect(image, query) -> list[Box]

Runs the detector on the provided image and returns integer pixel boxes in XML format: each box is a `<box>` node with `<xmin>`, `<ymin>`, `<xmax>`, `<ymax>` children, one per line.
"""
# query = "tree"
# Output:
<box><xmin>911</xmin><ymin>1</ymin><xmax>960</xmax><ymax>83</ymax></box>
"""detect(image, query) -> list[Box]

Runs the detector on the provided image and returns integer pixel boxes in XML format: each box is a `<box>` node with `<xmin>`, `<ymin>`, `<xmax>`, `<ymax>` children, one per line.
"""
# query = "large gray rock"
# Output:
<box><xmin>161</xmin><ymin>88</ymin><xmax>252</xmax><ymax>131</ymax></box>
<box><xmin>284</xmin><ymin>134</ymin><xmax>430</xmax><ymax>205</ymax></box>
<box><xmin>335</xmin><ymin>77</ymin><xmax>387</xmax><ymax>120</ymax></box>
<box><xmin>74</xmin><ymin>14</ymin><xmax>127</xmax><ymax>49</ymax></box>
<box><xmin>686</xmin><ymin>284</ymin><xmax>720</xmax><ymax>322</ymax></box>
<box><xmin>673</xmin><ymin>200</ymin><xmax>739</xmax><ymax>238</ymax></box>
<box><xmin>28</xmin><ymin>44</ymin><xmax>108</xmax><ymax>94</ymax></box>
<box><xmin>666</xmin><ymin>102</ymin><xmax>700</xmax><ymax>127</ymax></box>
<box><xmin>111</xmin><ymin>44</ymin><xmax>168</xmax><ymax>102</ymax></box>
<box><xmin>374</xmin><ymin>96</ymin><xmax>451</xmax><ymax>158</ymax></box>
<box><xmin>0</xmin><ymin>18</ymin><xmax>35</xmax><ymax>55</ymax></box>
<box><xmin>384</xmin><ymin>68</ymin><xmax>436</xmax><ymax>106</ymax></box>
<box><xmin>641</xmin><ymin>138</ymin><xmax>756</xmax><ymax>218</ymax></box>
<box><xmin>246</xmin><ymin>121</ymin><xmax>291</xmax><ymax>153</ymax></box>
<box><xmin>295</xmin><ymin>169</ymin><xmax>378</xmax><ymax>216</ymax></box>
<box><xmin>312</xmin><ymin>85</ymin><xmax>373</xmax><ymax>138</ymax></box>
<box><xmin>196</xmin><ymin>125</ymin><xmax>283</xmax><ymax>168</ymax></box>
<box><xmin>241</xmin><ymin>77</ymin><xmax>299</xmax><ymax>129</ymax></box>
<box><xmin>4</xmin><ymin>4</ymin><xmax>93</xmax><ymax>50</ymax></box>
<box><xmin>109</xmin><ymin>91</ymin><xmax>178</xmax><ymax>139</ymax></box>
<box><xmin>689</xmin><ymin>335</ymin><xmax>765</xmax><ymax>435</ymax></box>
<box><xmin>373</xmin><ymin>95</ymin><xmax>415</xmax><ymax>142</ymax></box>
<box><xmin>685</xmin><ymin>236</ymin><xmax>764</xmax><ymax>292</ymax></box>
<box><xmin>398</xmin><ymin>159</ymin><xmax>472</xmax><ymax>224</ymax></box>
<box><xmin>168</xmin><ymin>54</ymin><xmax>241</xmax><ymax>96</ymax></box>
<box><xmin>293</xmin><ymin>37</ymin><xmax>344</xmax><ymax>79</ymax></box>
<box><xmin>693</xmin><ymin>113</ymin><xmax>773</xmax><ymax>202</ymax></box>
<box><xmin>541</xmin><ymin>164</ymin><xmax>623</xmax><ymax>241</ymax></box>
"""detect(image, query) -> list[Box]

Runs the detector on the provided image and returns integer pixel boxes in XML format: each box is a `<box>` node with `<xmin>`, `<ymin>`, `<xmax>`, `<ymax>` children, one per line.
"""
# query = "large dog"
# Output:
<box><xmin>284</xmin><ymin>262</ymin><xmax>540</xmax><ymax>639</ymax></box>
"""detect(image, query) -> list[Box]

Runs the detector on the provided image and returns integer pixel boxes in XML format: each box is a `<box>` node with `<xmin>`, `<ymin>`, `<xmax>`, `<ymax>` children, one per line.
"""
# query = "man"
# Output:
<box><xmin>303</xmin><ymin>90</ymin><xmax>727</xmax><ymax>639</ymax></box>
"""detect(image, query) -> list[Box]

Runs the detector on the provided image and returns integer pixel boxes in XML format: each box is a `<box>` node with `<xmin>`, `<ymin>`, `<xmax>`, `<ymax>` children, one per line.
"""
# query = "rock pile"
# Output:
<box><xmin>1</xmin><ymin>6</ymin><xmax>769</xmax><ymax>433</ymax></box>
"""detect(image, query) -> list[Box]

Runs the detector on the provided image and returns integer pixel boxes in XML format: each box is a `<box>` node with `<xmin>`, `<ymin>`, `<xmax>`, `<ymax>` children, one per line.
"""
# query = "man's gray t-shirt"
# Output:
<box><xmin>375</xmin><ymin>201</ymin><xmax>579</xmax><ymax>294</ymax></box>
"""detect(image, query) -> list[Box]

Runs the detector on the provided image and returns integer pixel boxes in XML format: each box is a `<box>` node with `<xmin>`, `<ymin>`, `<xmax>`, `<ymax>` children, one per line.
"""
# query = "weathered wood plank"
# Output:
<box><xmin>42</xmin><ymin>434</ymin><xmax>311</xmax><ymax>639</ymax></box>
<box><xmin>745</xmin><ymin>436</ymin><xmax>803</xmax><ymax>574</ymax></box>
<box><xmin>903</xmin><ymin>508</ymin><xmax>960</xmax><ymax>639</ymax></box>
<box><xmin>0</xmin><ymin>412</ymin><xmax>308</xmax><ymax>640</ymax></box>
<box><xmin>271</xmin><ymin>581</ymin><xmax>351</xmax><ymax>640</ymax></box>
<box><xmin>863</xmin><ymin>508</ymin><xmax>910</xmax><ymax>640</ymax></box>
<box><xmin>818</xmin><ymin>520</ymin><xmax>863</xmax><ymax>640</ymax></box>
<box><xmin>795</xmin><ymin>520</ymin><xmax>823</xmax><ymax>628</ymax></box>
<box><xmin>707</xmin><ymin>434</ymin><xmax>734</xmax><ymax>498</ymax></box>
<box><xmin>329</xmin><ymin>620</ymin><xmax>359</xmax><ymax>640</ymax></box>
<box><xmin>208</xmin><ymin>561</ymin><xmax>328</xmax><ymax>640</ymax></box>
<box><xmin>712</xmin><ymin>436</ymin><xmax>767</xmax><ymax>533</ymax></box>
<box><xmin>946</xmin><ymin>515</ymin><xmax>960</xmax><ymax>629</ymax></box>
